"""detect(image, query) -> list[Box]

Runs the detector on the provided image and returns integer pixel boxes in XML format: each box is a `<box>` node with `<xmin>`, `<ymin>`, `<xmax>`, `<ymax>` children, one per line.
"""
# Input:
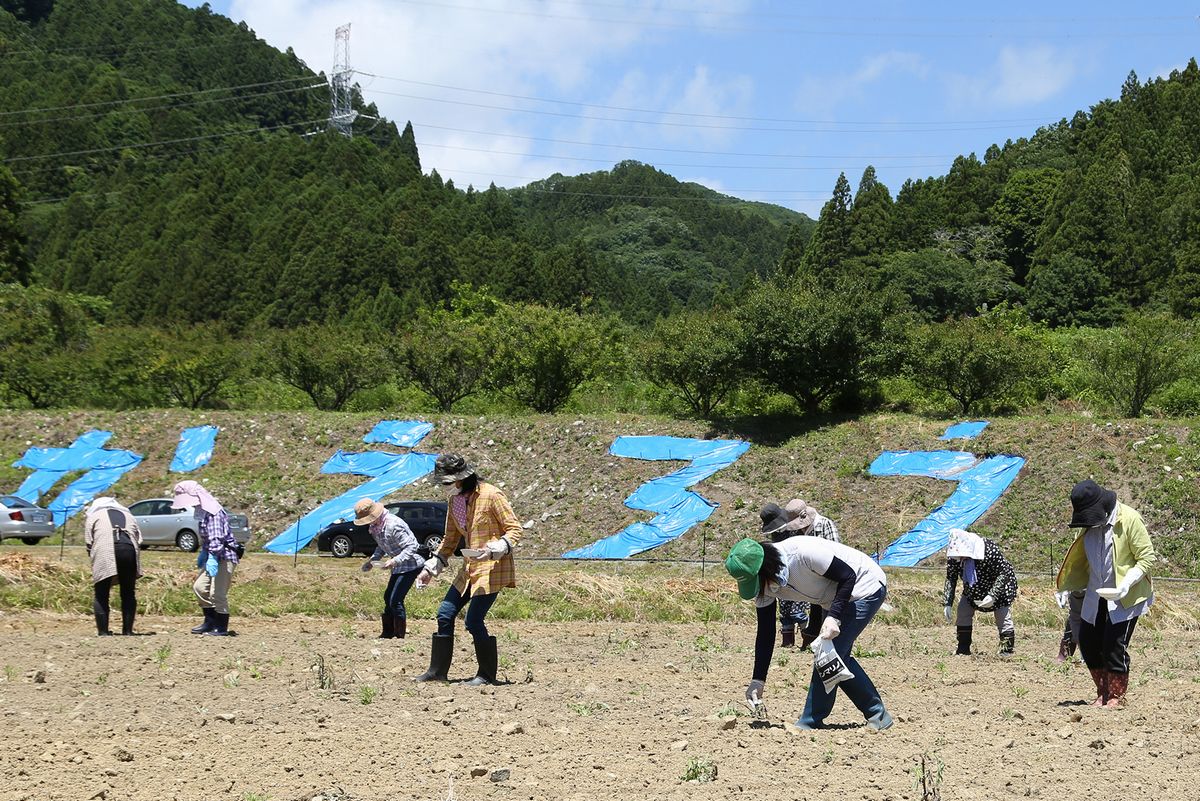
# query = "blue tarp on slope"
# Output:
<box><xmin>170</xmin><ymin>425</ymin><xmax>218</xmax><ymax>472</ymax></box>
<box><xmin>939</xmin><ymin>421</ymin><xmax>989</xmax><ymax>440</ymax></box>
<box><xmin>11</xmin><ymin>430</ymin><xmax>143</xmax><ymax>525</ymax></box>
<box><xmin>364</xmin><ymin>420</ymin><xmax>435</xmax><ymax>448</ymax></box>
<box><xmin>871</xmin><ymin>450</ymin><xmax>1025</xmax><ymax>567</ymax></box>
<box><xmin>563</xmin><ymin>436</ymin><xmax>749</xmax><ymax>560</ymax></box>
<box><xmin>262</xmin><ymin>421</ymin><xmax>437</xmax><ymax>555</ymax></box>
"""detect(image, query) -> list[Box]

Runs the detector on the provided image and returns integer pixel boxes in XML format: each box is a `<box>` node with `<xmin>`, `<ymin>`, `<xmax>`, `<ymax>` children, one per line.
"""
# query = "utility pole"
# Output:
<box><xmin>329</xmin><ymin>23</ymin><xmax>356</xmax><ymax>137</ymax></box>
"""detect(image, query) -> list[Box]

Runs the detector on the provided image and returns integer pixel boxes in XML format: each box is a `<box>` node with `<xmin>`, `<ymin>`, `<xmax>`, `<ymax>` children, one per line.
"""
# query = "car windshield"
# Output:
<box><xmin>0</xmin><ymin>496</ymin><xmax>31</xmax><ymax>508</ymax></box>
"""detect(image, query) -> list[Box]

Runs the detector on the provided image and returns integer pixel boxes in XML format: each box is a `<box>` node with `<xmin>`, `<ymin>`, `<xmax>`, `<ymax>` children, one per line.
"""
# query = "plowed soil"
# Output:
<box><xmin>2</xmin><ymin>613</ymin><xmax>1197</xmax><ymax>801</ymax></box>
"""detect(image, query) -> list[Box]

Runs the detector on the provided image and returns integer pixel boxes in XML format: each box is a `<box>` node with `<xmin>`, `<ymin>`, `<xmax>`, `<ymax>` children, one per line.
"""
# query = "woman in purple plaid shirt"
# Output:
<box><xmin>173</xmin><ymin>480</ymin><xmax>240</xmax><ymax>637</ymax></box>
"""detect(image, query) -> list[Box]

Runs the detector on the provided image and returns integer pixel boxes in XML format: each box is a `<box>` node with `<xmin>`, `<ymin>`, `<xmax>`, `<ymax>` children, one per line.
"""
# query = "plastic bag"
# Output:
<box><xmin>812</xmin><ymin>637</ymin><xmax>854</xmax><ymax>693</ymax></box>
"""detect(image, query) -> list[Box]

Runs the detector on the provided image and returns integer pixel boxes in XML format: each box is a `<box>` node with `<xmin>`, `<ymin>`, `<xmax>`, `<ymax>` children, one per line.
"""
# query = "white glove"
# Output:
<box><xmin>485</xmin><ymin>538</ymin><xmax>511</xmax><ymax>560</ymax></box>
<box><xmin>1115</xmin><ymin>567</ymin><xmax>1144</xmax><ymax>599</ymax></box>
<box><xmin>745</xmin><ymin>679</ymin><xmax>765</xmax><ymax>705</ymax></box>
<box><xmin>423</xmin><ymin>556</ymin><xmax>443</xmax><ymax>577</ymax></box>
<box><xmin>1055</xmin><ymin>591</ymin><xmax>1071</xmax><ymax>609</ymax></box>
<box><xmin>361</xmin><ymin>559</ymin><xmax>374</xmax><ymax>573</ymax></box>
<box><xmin>975</xmin><ymin>595</ymin><xmax>995</xmax><ymax>611</ymax></box>
<box><xmin>943</xmin><ymin>605</ymin><xmax>953</xmax><ymax>623</ymax></box>
<box><xmin>415</xmin><ymin>570</ymin><xmax>433</xmax><ymax>589</ymax></box>
<box><xmin>819</xmin><ymin>616</ymin><xmax>841</xmax><ymax>641</ymax></box>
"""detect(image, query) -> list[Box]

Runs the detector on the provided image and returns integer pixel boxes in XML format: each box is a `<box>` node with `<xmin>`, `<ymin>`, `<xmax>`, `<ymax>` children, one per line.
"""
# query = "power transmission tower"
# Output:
<box><xmin>329</xmin><ymin>23</ymin><xmax>356</xmax><ymax>137</ymax></box>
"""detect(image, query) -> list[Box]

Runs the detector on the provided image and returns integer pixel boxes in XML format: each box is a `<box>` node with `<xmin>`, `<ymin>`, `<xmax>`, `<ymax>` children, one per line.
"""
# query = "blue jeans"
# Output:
<box><xmin>436</xmin><ymin>584</ymin><xmax>498</xmax><ymax>641</ymax></box>
<box><xmin>798</xmin><ymin>586</ymin><xmax>887</xmax><ymax>727</ymax></box>
<box><xmin>383</xmin><ymin>569</ymin><xmax>421</xmax><ymax>619</ymax></box>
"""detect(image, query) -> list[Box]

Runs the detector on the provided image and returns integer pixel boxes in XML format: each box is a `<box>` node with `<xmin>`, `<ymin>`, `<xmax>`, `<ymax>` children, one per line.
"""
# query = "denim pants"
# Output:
<box><xmin>383</xmin><ymin>569</ymin><xmax>421</xmax><ymax>619</ymax></box>
<box><xmin>798</xmin><ymin>586</ymin><xmax>887</xmax><ymax>727</ymax></box>
<box><xmin>436</xmin><ymin>584</ymin><xmax>498</xmax><ymax>641</ymax></box>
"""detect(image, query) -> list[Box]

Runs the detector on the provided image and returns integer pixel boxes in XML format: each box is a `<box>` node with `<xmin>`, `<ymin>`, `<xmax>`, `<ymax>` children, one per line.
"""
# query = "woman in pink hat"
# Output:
<box><xmin>172</xmin><ymin>480</ymin><xmax>240</xmax><ymax>636</ymax></box>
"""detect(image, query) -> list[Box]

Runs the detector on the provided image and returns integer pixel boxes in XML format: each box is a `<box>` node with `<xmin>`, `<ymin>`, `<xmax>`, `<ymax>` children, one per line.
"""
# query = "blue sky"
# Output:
<box><xmin>184</xmin><ymin>1</ymin><xmax>1199</xmax><ymax>216</ymax></box>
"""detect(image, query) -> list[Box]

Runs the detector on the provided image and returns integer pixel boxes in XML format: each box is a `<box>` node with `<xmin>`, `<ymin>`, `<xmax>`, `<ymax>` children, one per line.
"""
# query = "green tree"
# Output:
<box><xmin>988</xmin><ymin>168</ymin><xmax>1062</xmax><ymax>285</ymax></box>
<box><xmin>880</xmin><ymin>248</ymin><xmax>1018</xmax><ymax>321</ymax></box>
<box><xmin>908</xmin><ymin>307</ymin><xmax>1049</xmax><ymax>415</ymax></box>
<box><xmin>488</xmin><ymin>305</ymin><xmax>621</xmax><ymax>412</ymax></box>
<box><xmin>800</xmin><ymin>173</ymin><xmax>852</xmax><ymax>276</ymax></box>
<box><xmin>846</xmin><ymin>165</ymin><xmax>894</xmax><ymax>262</ymax></box>
<box><xmin>1086</xmin><ymin>312</ymin><xmax>1194</xmax><ymax>417</ymax></box>
<box><xmin>269</xmin><ymin>324</ymin><xmax>388</xmax><ymax>411</ymax></box>
<box><xmin>148</xmin><ymin>325</ymin><xmax>255</xmax><ymax>409</ymax></box>
<box><xmin>737</xmin><ymin>277</ymin><xmax>902</xmax><ymax>414</ymax></box>
<box><xmin>398</xmin><ymin>121</ymin><xmax>421</xmax><ymax>172</ymax></box>
<box><xmin>640</xmin><ymin>309</ymin><xmax>744</xmax><ymax>418</ymax></box>
<box><xmin>0</xmin><ymin>167</ymin><xmax>30</xmax><ymax>285</ymax></box>
<box><xmin>1026</xmin><ymin>253</ymin><xmax>1125</xmax><ymax>327</ymax></box>
<box><xmin>394</xmin><ymin>311</ymin><xmax>492</xmax><ymax>411</ymax></box>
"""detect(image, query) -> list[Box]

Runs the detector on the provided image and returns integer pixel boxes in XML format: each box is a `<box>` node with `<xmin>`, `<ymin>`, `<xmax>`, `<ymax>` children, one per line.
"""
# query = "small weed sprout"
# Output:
<box><xmin>568</xmin><ymin>701</ymin><xmax>610</xmax><ymax>716</ymax></box>
<box><xmin>910</xmin><ymin>753</ymin><xmax>944</xmax><ymax>801</ymax></box>
<box><xmin>312</xmin><ymin>655</ymin><xmax>335</xmax><ymax>691</ymax></box>
<box><xmin>680</xmin><ymin>757</ymin><xmax>717</xmax><ymax>783</ymax></box>
<box><xmin>154</xmin><ymin>644</ymin><xmax>172</xmax><ymax>671</ymax></box>
<box><xmin>3</xmin><ymin>665</ymin><xmax>16</xmax><ymax>682</ymax></box>
<box><xmin>358</xmin><ymin>685</ymin><xmax>379</xmax><ymax>705</ymax></box>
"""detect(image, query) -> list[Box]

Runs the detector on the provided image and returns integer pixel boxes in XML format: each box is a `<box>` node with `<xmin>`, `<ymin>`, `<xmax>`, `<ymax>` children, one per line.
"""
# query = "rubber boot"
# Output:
<box><xmin>121</xmin><ymin>605</ymin><xmax>136</xmax><ymax>636</ymax></box>
<box><xmin>866</xmin><ymin>709</ymin><xmax>894</xmax><ymax>730</ymax></box>
<box><xmin>998</xmin><ymin>630</ymin><xmax>1015</xmax><ymax>657</ymax></box>
<box><xmin>205</xmin><ymin>612</ymin><xmax>230</xmax><ymax>637</ymax></box>
<box><xmin>414</xmin><ymin>634</ymin><xmax>453</xmax><ymax>682</ymax></box>
<box><xmin>464</xmin><ymin>636</ymin><xmax>499</xmax><ymax>686</ymax></box>
<box><xmin>955</xmin><ymin>625</ymin><xmax>973</xmax><ymax>656</ymax></box>
<box><xmin>379</xmin><ymin>613</ymin><xmax>396</xmax><ymax>639</ymax></box>
<box><xmin>191</xmin><ymin>608</ymin><xmax>215</xmax><ymax>634</ymax></box>
<box><xmin>95</xmin><ymin>607</ymin><xmax>111</xmax><ymax>636</ymax></box>
<box><xmin>1089</xmin><ymin>668</ymin><xmax>1108</xmax><ymax>706</ymax></box>
<box><xmin>1104</xmin><ymin>671</ymin><xmax>1128</xmax><ymax>708</ymax></box>
<box><xmin>780</xmin><ymin>628</ymin><xmax>796</xmax><ymax>648</ymax></box>
<box><xmin>395</xmin><ymin>617</ymin><xmax>407</xmax><ymax>639</ymax></box>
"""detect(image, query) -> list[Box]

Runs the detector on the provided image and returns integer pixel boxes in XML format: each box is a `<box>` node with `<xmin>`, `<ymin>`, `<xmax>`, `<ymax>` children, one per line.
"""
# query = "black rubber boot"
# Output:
<box><xmin>414</xmin><ymin>634</ymin><xmax>453</xmax><ymax>682</ymax></box>
<box><xmin>95</xmin><ymin>610</ymin><xmax>110</xmax><ymax>636</ymax></box>
<box><xmin>395</xmin><ymin>617</ymin><xmax>407</xmax><ymax>639</ymax></box>
<box><xmin>191</xmin><ymin>608</ymin><xmax>215</xmax><ymax>634</ymax></box>
<box><xmin>780</xmin><ymin>628</ymin><xmax>796</xmax><ymax>648</ymax></box>
<box><xmin>464</xmin><ymin>636</ymin><xmax>499</xmax><ymax>686</ymax></box>
<box><xmin>205</xmin><ymin>612</ymin><xmax>230</xmax><ymax>637</ymax></box>
<box><xmin>379</xmin><ymin>613</ymin><xmax>396</xmax><ymax>639</ymax></box>
<box><xmin>999</xmin><ymin>630</ymin><xmax>1015</xmax><ymax>656</ymax></box>
<box><xmin>955</xmin><ymin>625</ymin><xmax>973</xmax><ymax>656</ymax></box>
<box><xmin>121</xmin><ymin>605</ymin><xmax>136</xmax><ymax>636</ymax></box>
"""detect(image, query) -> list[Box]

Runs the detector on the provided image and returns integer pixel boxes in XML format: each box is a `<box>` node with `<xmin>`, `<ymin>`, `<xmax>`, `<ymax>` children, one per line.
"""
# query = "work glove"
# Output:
<box><xmin>745</xmin><ymin>679</ymin><xmax>765</xmax><ymax>705</ymax></box>
<box><xmin>204</xmin><ymin>554</ymin><xmax>219</xmax><ymax>578</ymax></box>
<box><xmin>819</xmin><ymin>616</ymin><xmax>841</xmax><ymax>641</ymax></box>
<box><xmin>943</xmin><ymin>605</ymin><xmax>954</xmax><ymax>623</ymax></box>
<box><xmin>423</xmin><ymin>556</ymin><xmax>443</xmax><ymax>577</ymax></box>
<box><xmin>485</xmin><ymin>538</ymin><xmax>511</xmax><ymax>560</ymax></box>
<box><xmin>361</xmin><ymin>559</ymin><xmax>374</xmax><ymax>573</ymax></box>
<box><xmin>1104</xmin><ymin>566</ymin><xmax>1145</xmax><ymax>601</ymax></box>
<box><xmin>975</xmin><ymin>595</ymin><xmax>996</xmax><ymax>611</ymax></box>
<box><xmin>1055</xmin><ymin>590</ymin><xmax>1071</xmax><ymax>608</ymax></box>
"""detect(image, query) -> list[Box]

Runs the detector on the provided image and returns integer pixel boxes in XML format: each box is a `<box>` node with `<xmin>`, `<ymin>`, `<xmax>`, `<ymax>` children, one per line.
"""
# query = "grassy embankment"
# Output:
<box><xmin>0</xmin><ymin>409</ymin><xmax>1196</xmax><ymax>575</ymax></box>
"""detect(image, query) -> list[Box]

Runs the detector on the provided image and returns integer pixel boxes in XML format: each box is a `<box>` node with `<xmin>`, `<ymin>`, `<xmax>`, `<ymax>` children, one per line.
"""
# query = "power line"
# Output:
<box><xmin>365</xmin><ymin>87</ymin><xmax>1051</xmax><ymax>134</ymax></box>
<box><xmin>0</xmin><ymin>76</ymin><xmax>318</xmax><ymax>118</ymax></box>
<box><xmin>417</xmin><ymin>140</ymin><xmax>950</xmax><ymax>172</ymax></box>
<box><xmin>0</xmin><ymin>83</ymin><xmax>326</xmax><ymax>129</ymax></box>
<box><xmin>2</xmin><ymin>118</ymin><xmax>328</xmax><ymax>164</ymax></box>
<box><xmin>387</xmin><ymin>0</ymin><xmax>1196</xmax><ymax>39</ymax></box>
<box><xmin>410</xmin><ymin>122</ymin><xmax>954</xmax><ymax>161</ymax></box>
<box><xmin>360</xmin><ymin>72</ymin><xmax>1051</xmax><ymax>127</ymax></box>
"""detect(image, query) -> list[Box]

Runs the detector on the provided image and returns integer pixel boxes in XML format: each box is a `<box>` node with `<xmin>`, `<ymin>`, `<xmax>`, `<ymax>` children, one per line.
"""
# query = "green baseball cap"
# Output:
<box><xmin>725</xmin><ymin>538</ymin><xmax>765</xmax><ymax>600</ymax></box>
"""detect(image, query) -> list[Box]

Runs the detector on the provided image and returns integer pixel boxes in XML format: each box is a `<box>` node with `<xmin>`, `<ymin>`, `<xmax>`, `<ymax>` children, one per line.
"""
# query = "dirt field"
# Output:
<box><xmin>2</xmin><ymin>609</ymin><xmax>1198</xmax><ymax>801</ymax></box>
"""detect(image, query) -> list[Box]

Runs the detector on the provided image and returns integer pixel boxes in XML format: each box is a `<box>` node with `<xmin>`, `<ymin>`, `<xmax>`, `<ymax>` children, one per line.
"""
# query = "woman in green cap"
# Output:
<box><xmin>725</xmin><ymin>506</ymin><xmax>892</xmax><ymax>730</ymax></box>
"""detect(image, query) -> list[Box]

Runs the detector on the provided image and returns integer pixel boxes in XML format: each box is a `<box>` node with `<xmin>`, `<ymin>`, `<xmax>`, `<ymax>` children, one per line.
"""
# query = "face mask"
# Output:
<box><xmin>442</xmin><ymin>483</ymin><xmax>460</xmax><ymax>497</ymax></box>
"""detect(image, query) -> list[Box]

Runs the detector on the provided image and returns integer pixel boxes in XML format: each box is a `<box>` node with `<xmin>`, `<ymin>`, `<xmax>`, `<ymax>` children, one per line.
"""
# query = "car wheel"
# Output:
<box><xmin>422</xmin><ymin>534</ymin><xmax>443</xmax><ymax>556</ymax></box>
<box><xmin>330</xmin><ymin>534</ymin><xmax>354</xmax><ymax>558</ymax></box>
<box><xmin>21</xmin><ymin>537</ymin><xmax>41</xmax><ymax>546</ymax></box>
<box><xmin>176</xmin><ymin>530</ymin><xmax>199</xmax><ymax>552</ymax></box>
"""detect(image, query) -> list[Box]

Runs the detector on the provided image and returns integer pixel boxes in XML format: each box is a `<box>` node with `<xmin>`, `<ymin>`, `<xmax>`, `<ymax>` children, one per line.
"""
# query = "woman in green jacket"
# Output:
<box><xmin>1056</xmin><ymin>479</ymin><xmax>1155</xmax><ymax>708</ymax></box>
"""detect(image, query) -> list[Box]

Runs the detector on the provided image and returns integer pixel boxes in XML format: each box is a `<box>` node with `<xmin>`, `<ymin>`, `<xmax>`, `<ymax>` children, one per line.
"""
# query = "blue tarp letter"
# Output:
<box><xmin>170</xmin><ymin>425</ymin><xmax>218</xmax><ymax>472</ymax></box>
<box><xmin>563</xmin><ymin>436</ymin><xmax>749</xmax><ymax>560</ymax></box>
<box><xmin>939</xmin><ymin>421</ymin><xmax>989</xmax><ymax>440</ymax></box>
<box><xmin>12</xmin><ymin>430</ymin><xmax>143</xmax><ymax>526</ymax></box>
<box><xmin>870</xmin><ymin>448</ymin><xmax>1025</xmax><ymax>566</ymax></box>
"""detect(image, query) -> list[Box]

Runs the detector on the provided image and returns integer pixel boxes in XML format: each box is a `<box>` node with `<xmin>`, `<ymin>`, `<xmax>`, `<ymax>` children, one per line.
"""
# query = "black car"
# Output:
<box><xmin>316</xmin><ymin>501</ymin><xmax>451</xmax><ymax>559</ymax></box>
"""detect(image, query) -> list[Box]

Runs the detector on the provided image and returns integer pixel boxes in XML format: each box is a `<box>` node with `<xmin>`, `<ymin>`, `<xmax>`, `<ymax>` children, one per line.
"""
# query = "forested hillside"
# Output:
<box><xmin>0</xmin><ymin>0</ymin><xmax>807</xmax><ymax>323</ymax></box>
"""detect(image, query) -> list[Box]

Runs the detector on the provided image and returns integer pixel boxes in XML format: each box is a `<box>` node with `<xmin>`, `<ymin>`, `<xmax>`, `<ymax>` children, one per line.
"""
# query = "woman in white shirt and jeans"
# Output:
<box><xmin>726</xmin><ymin>509</ymin><xmax>892</xmax><ymax>730</ymax></box>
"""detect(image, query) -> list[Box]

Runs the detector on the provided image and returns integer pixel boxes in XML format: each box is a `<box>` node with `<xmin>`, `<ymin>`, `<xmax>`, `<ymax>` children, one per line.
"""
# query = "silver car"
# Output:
<box><xmin>0</xmin><ymin>495</ymin><xmax>55</xmax><ymax>544</ymax></box>
<box><xmin>128</xmin><ymin>498</ymin><xmax>252</xmax><ymax>552</ymax></box>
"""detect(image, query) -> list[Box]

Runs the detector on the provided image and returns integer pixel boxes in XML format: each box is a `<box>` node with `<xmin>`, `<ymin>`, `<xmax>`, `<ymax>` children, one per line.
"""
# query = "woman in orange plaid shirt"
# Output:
<box><xmin>414</xmin><ymin>454</ymin><xmax>523</xmax><ymax>686</ymax></box>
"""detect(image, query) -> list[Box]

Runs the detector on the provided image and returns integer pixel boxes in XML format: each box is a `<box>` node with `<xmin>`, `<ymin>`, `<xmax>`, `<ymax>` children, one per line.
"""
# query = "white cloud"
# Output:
<box><xmin>794</xmin><ymin>51</ymin><xmax>929</xmax><ymax>117</ymax></box>
<box><xmin>224</xmin><ymin>0</ymin><xmax>755</xmax><ymax>190</ymax></box>
<box><xmin>947</xmin><ymin>45</ymin><xmax>1079</xmax><ymax>108</ymax></box>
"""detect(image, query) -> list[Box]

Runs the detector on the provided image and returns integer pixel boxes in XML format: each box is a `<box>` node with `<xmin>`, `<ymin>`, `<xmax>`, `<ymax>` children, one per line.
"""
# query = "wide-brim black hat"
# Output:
<box><xmin>1068</xmin><ymin>479</ymin><xmax>1117</xmax><ymax>528</ymax></box>
<box><xmin>434</xmin><ymin>453</ymin><xmax>476</xmax><ymax>484</ymax></box>
<box><xmin>759</xmin><ymin>503</ymin><xmax>789</xmax><ymax>536</ymax></box>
